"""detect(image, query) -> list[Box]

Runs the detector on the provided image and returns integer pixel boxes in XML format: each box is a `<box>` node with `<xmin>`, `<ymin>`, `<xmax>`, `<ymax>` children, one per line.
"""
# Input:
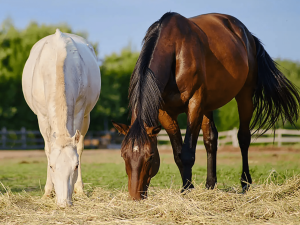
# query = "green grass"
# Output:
<box><xmin>1</xmin><ymin>151</ymin><xmax>300</xmax><ymax>196</ymax></box>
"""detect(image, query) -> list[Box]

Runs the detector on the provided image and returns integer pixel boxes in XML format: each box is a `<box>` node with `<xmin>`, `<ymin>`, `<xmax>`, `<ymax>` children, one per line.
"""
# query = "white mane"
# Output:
<box><xmin>53</xmin><ymin>29</ymin><xmax>70</xmax><ymax>146</ymax></box>
<box><xmin>52</xmin><ymin>29</ymin><xmax>84</xmax><ymax>146</ymax></box>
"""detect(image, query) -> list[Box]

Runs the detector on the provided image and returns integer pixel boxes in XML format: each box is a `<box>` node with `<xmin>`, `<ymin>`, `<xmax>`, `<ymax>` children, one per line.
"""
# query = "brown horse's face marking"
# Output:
<box><xmin>112</xmin><ymin>121</ymin><xmax>161</xmax><ymax>200</ymax></box>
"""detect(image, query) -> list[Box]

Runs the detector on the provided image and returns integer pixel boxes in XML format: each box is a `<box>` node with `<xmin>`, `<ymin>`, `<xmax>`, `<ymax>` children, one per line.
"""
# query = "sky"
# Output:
<box><xmin>1</xmin><ymin>0</ymin><xmax>300</xmax><ymax>61</ymax></box>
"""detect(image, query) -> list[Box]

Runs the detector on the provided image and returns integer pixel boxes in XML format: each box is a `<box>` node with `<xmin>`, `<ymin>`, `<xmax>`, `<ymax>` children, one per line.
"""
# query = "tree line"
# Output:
<box><xmin>1</xmin><ymin>20</ymin><xmax>300</xmax><ymax>131</ymax></box>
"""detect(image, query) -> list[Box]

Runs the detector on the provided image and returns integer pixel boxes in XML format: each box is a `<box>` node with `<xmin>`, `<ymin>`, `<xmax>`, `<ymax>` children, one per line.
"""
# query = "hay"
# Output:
<box><xmin>1</xmin><ymin>175</ymin><xmax>300</xmax><ymax>224</ymax></box>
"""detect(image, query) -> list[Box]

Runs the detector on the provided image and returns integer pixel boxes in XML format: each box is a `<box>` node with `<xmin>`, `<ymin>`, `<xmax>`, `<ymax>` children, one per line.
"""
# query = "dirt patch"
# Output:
<box><xmin>1</xmin><ymin>146</ymin><xmax>299</xmax><ymax>165</ymax></box>
<box><xmin>0</xmin><ymin>150</ymin><xmax>45</xmax><ymax>160</ymax></box>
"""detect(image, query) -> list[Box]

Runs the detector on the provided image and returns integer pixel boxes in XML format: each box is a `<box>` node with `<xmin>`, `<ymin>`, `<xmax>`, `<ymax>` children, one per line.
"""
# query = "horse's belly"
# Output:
<box><xmin>202</xmin><ymin>89</ymin><xmax>238</xmax><ymax>112</ymax></box>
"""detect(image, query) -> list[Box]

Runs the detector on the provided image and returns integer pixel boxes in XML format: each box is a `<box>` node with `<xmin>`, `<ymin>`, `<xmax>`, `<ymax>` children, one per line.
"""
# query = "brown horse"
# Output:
<box><xmin>112</xmin><ymin>12</ymin><xmax>300</xmax><ymax>200</ymax></box>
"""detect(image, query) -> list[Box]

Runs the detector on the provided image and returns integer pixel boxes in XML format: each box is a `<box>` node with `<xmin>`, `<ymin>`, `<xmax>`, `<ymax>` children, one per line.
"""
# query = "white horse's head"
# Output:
<box><xmin>49</xmin><ymin>130</ymin><xmax>81</xmax><ymax>207</ymax></box>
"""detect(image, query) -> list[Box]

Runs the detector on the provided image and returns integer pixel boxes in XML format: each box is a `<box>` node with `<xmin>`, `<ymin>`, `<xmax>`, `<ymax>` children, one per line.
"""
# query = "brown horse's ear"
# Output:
<box><xmin>146</xmin><ymin>125</ymin><xmax>161</xmax><ymax>137</ymax></box>
<box><xmin>111</xmin><ymin>120</ymin><xmax>129</xmax><ymax>135</ymax></box>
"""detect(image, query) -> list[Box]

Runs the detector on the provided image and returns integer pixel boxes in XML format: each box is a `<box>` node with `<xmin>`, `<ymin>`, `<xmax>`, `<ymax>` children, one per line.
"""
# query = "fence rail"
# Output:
<box><xmin>157</xmin><ymin>128</ymin><xmax>300</xmax><ymax>148</ymax></box>
<box><xmin>1</xmin><ymin>127</ymin><xmax>300</xmax><ymax>150</ymax></box>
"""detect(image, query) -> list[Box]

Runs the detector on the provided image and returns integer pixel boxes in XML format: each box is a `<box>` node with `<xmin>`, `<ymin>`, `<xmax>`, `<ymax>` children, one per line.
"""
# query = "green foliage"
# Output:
<box><xmin>214</xmin><ymin>100</ymin><xmax>239</xmax><ymax>131</ymax></box>
<box><xmin>1</xmin><ymin>151</ymin><xmax>300</xmax><ymax>195</ymax></box>
<box><xmin>89</xmin><ymin>47</ymin><xmax>139</xmax><ymax>130</ymax></box>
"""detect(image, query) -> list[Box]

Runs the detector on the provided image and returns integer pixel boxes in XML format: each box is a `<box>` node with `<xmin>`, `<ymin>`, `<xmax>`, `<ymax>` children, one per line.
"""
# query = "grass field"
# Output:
<box><xmin>1</xmin><ymin>146</ymin><xmax>300</xmax><ymax>224</ymax></box>
<box><xmin>1</xmin><ymin>146</ymin><xmax>300</xmax><ymax>194</ymax></box>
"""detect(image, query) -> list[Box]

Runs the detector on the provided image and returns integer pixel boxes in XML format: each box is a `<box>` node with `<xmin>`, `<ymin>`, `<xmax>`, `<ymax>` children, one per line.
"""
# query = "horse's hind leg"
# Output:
<box><xmin>202</xmin><ymin>112</ymin><xmax>218</xmax><ymax>189</ymax></box>
<box><xmin>235</xmin><ymin>87</ymin><xmax>254</xmax><ymax>190</ymax></box>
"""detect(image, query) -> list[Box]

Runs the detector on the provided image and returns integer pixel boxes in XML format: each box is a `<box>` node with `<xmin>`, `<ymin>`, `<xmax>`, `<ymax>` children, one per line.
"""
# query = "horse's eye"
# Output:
<box><xmin>50</xmin><ymin>166</ymin><xmax>52</xmax><ymax>169</ymax></box>
<box><xmin>147</xmin><ymin>155</ymin><xmax>154</xmax><ymax>162</ymax></box>
<box><xmin>75</xmin><ymin>165</ymin><xmax>79</xmax><ymax>170</ymax></box>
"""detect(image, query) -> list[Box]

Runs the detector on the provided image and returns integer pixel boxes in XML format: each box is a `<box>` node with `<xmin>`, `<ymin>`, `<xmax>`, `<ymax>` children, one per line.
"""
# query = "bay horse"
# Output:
<box><xmin>112</xmin><ymin>12</ymin><xmax>300</xmax><ymax>200</ymax></box>
<box><xmin>22</xmin><ymin>29</ymin><xmax>101</xmax><ymax>207</ymax></box>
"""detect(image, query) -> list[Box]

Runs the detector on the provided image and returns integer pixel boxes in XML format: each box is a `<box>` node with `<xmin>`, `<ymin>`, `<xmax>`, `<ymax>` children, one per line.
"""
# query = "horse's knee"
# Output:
<box><xmin>173</xmin><ymin>154</ymin><xmax>182</xmax><ymax>166</ymax></box>
<box><xmin>180</xmin><ymin>152</ymin><xmax>195</xmax><ymax>168</ymax></box>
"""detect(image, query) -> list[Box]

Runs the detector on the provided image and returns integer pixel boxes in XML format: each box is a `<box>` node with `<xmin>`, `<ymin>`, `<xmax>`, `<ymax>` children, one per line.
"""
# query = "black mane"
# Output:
<box><xmin>123</xmin><ymin>12</ymin><xmax>176</xmax><ymax>150</ymax></box>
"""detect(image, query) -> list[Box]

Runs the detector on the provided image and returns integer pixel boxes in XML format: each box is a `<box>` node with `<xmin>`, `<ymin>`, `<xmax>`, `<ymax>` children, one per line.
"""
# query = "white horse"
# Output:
<box><xmin>22</xmin><ymin>29</ymin><xmax>101</xmax><ymax>207</ymax></box>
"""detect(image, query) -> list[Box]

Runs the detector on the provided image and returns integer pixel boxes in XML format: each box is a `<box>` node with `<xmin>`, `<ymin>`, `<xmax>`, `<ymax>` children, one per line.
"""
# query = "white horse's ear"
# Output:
<box><xmin>73</xmin><ymin>130</ymin><xmax>81</xmax><ymax>145</ymax></box>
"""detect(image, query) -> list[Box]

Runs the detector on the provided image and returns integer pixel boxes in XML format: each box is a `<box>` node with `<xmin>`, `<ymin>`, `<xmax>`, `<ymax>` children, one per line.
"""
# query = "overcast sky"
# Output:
<box><xmin>1</xmin><ymin>0</ymin><xmax>299</xmax><ymax>61</ymax></box>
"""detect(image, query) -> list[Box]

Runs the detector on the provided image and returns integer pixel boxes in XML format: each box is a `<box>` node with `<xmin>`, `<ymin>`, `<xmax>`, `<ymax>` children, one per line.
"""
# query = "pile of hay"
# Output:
<box><xmin>1</xmin><ymin>175</ymin><xmax>300</xmax><ymax>224</ymax></box>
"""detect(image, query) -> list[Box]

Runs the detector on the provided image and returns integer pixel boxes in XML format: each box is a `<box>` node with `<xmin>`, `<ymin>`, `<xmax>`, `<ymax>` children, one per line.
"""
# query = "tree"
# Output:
<box><xmin>89</xmin><ymin>47</ymin><xmax>139</xmax><ymax>130</ymax></box>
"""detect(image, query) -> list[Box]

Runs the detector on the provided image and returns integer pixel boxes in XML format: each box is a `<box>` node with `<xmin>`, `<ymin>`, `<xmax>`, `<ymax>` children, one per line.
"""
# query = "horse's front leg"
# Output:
<box><xmin>37</xmin><ymin>115</ymin><xmax>54</xmax><ymax>198</ymax></box>
<box><xmin>202</xmin><ymin>112</ymin><xmax>218</xmax><ymax>189</ymax></box>
<box><xmin>181</xmin><ymin>99</ymin><xmax>203</xmax><ymax>190</ymax></box>
<box><xmin>158</xmin><ymin>109</ymin><xmax>184</xmax><ymax>177</ymax></box>
<box><xmin>43</xmin><ymin>141</ymin><xmax>54</xmax><ymax>197</ymax></box>
<box><xmin>74</xmin><ymin>114</ymin><xmax>90</xmax><ymax>194</ymax></box>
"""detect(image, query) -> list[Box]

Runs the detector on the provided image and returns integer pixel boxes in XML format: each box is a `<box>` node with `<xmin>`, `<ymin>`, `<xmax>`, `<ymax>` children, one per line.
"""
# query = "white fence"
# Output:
<box><xmin>1</xmin><ymin>127</ymin><xmax>300</xmax><ymax>150</ymax></box>
<box><xmin>158</xmin><ymin>128</ymin><xmax>300</xmax><ymax>148</ymax></box>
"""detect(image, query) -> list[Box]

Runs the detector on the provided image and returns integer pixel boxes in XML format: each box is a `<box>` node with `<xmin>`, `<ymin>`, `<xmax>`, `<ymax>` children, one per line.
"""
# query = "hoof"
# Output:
<box><xmin>74</xmin><ymin>183</ymin><xmax>84</xmax><ymax>195</ymax></box>
<box><xmin>241</xmin><ymin>173</ymin><xmax>252</xmax><ymax>192</ymax></box>
<box><xmin>181</xmin><ymin>183</ymin><xmax>194</xmax><ymax>193</ymax></box>
<box><xmin>42</xmin><ymin>194</ymin><xmax>49</xmax><ymax>199</ymax></box>
<box><xmin>206</xmin><ymin>178</ymin><xmax>217</xmax><ymax>189</ymax></box>
<box><xmin>42</xmin><ymin>193</ymin><xmax>53</xmax><ymax>199</ymax></box>
<box><xmin>42</xmin><ymin>189</ymin><xmax>55</xmax><ymax>199</ymax></box>
<box><xmin>241</xmin><ymin>182</ymin><xmax>251</xmax><ymax>192</ymax></box>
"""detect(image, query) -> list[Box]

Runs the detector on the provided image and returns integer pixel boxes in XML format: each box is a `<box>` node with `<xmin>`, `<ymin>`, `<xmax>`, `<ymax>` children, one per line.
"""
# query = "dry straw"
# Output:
<box><xmin>1</xmin><ymin>175</ymin><xmax>300</xmax><ymax>224</ymax></box>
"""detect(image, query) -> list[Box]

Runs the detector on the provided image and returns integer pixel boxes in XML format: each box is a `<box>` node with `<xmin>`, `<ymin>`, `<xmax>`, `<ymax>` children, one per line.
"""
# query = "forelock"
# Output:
<box><xmin>122</xmin><ymin>120</ymin><xmax>150</xmax><ymax>154</ymax></box>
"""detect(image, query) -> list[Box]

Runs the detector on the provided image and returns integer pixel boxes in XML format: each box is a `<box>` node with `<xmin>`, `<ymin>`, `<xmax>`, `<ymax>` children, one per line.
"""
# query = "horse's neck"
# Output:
<box><xmin>148</xmin><ymin>34</ymin><xmax>174</xmax><ymax>96</ymax></box>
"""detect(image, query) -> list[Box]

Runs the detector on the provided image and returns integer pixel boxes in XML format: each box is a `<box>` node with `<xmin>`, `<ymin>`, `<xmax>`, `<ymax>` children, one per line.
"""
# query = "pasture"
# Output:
<box><xmin>1</xmin><ymin>146</ymin><xmax>300</xmax><ymax>224</ymax></box>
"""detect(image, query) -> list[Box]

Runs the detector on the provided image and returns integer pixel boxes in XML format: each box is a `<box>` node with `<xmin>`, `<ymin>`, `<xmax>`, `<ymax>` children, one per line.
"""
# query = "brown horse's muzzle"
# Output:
<box><xmin>128</xmin><ymin>174</ymin><xmax>149</xmax><ymax>200</ymax></box>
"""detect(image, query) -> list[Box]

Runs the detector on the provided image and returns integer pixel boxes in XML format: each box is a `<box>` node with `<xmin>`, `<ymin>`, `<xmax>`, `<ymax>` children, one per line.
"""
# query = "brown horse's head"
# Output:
<box><xmin>112</xmin><ymin>120</ymin><xmax>161</xmax><ymax>200</ymax></box>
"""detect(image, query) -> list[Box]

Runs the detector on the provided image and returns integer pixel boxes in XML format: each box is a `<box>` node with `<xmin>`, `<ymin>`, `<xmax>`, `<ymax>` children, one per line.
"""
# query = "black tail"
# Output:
<box><xmin>251</xmin><ymin>35</ymin><xmax>300</xmax><ymax>134</ymax></box>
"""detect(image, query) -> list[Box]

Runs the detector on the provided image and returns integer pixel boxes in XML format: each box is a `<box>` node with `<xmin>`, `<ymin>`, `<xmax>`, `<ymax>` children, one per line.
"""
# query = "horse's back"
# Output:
<box><xmin>22</xmin><ymin>31</ymin><xmax>100</xmax><ymax>116</ymax></box>
<box><xmin>189</xmin><ymin>13</ymin><xmax>251</xmax><ymax>76</ymax></box>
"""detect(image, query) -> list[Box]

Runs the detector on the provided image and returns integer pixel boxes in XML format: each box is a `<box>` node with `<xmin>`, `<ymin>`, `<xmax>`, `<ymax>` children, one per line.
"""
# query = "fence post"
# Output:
<box><xmin>1</xmin><ymin>127</ymin><xmax>7</xmax><ymax>148</ymax></box>
<box><xmin>21</xmin><ymin>127</ymin><xmax>27</xmax><ymax>149</ymax></box>
<box><xmin>231</xmin><ymin>127</ymin><xmax>239</xmax><ymax>147</ymax></box>
<box><xmin>277</xmin><ymin>129</ymin><xmax>282</xmax><ymax>147</ymax></box>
